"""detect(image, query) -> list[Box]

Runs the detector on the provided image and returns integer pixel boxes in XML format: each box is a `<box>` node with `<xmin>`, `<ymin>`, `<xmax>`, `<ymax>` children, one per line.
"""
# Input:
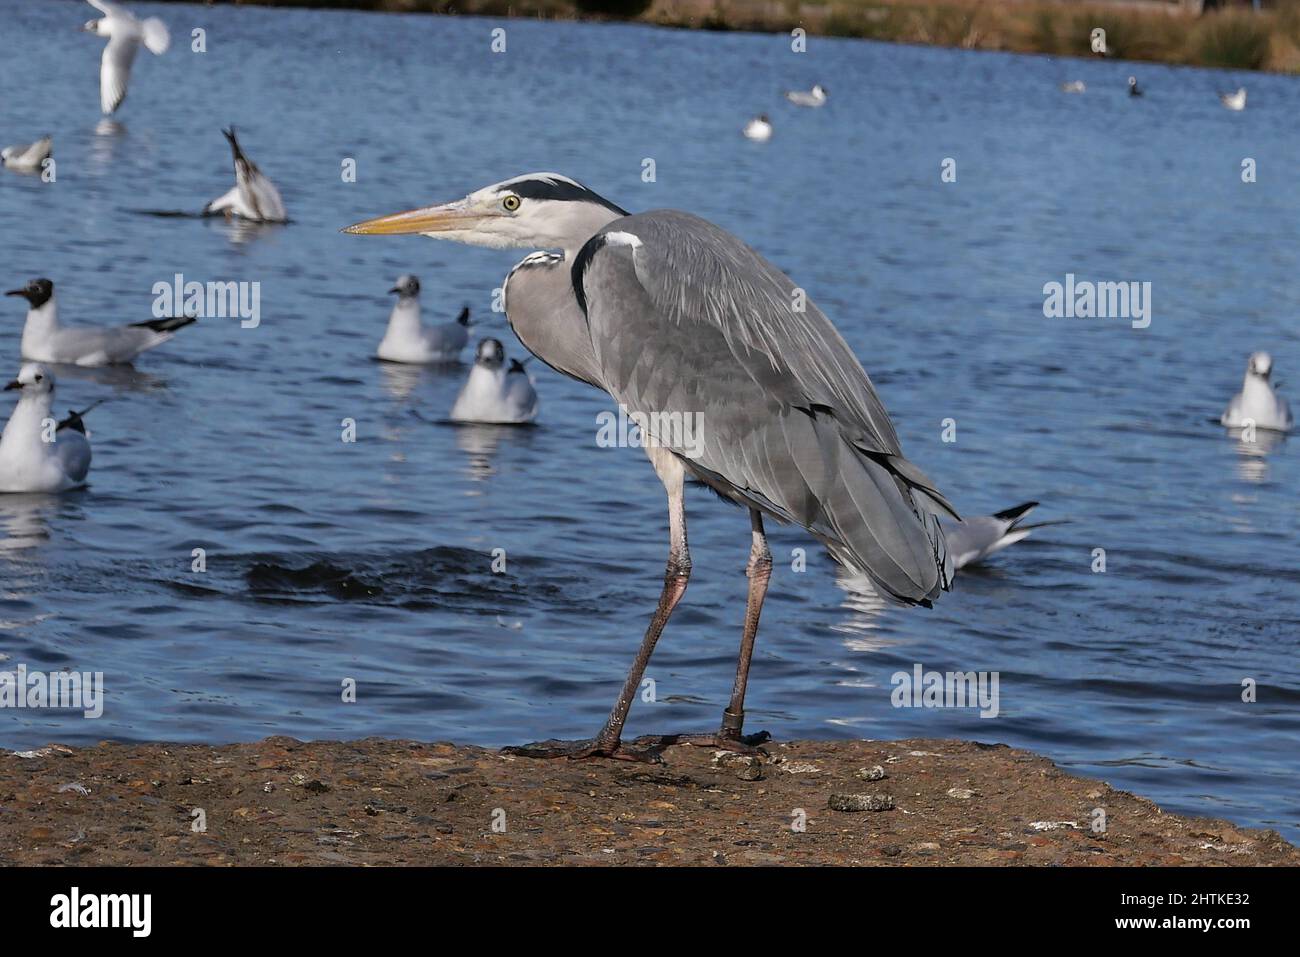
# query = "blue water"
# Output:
<box><xmin>1</xmin><ymin>0</ymin><xmax>1297</xmax><ymax>842</ymax></box>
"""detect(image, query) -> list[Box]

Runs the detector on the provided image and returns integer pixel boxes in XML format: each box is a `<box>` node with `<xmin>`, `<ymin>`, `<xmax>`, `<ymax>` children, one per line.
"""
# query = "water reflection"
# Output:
<box><xmin>452</xmin><ymin>422</ymin><xmax>535</xmax><ymax>483</ymax></box>
<box><xmin>831</xmin><ymin>573</ymin><xmax>893</xmax><ymax>652</ymax></box>
<box><xmin>215</xmin><ymin>218</ymin><xmax>287</xmax><ymax>248</ymax></box>
<box><xmin>377</xmin><ymin>361</ymin><xmax>453</xmax><ymax>402</ymax></box>
<box><xmin>1225</xmin><ymin>427</ymin><xmax>1287</xmax><ymax>484</ymax></box>
<box><xmin>90</xmin><ymin>119</ymin><xmax>126</xmax><ymax>169</ymax></box>
<box><xmin>44</xmin><ymin>362</ymin><xmax>166</xmax><ymax>395</ymax></box>
<box><xmin>0</xmin><ymin>494</ymin><xmax>60</xmax><ymax>556</ymax></box>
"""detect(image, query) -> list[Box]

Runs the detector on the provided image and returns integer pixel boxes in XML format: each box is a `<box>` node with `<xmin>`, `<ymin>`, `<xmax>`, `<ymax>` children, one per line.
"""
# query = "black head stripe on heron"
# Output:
<box><xmin>343</xmin><ymin>172</ymin><xmax>955</xmax><ymax>762</ymax></box>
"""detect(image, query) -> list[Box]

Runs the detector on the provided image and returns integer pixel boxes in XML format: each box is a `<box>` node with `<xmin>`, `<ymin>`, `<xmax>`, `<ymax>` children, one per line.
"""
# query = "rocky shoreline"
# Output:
<box><xmin>2</xmin><ymin>736</ymin><xmax>1294</xmax><ymax>865</ymax></box>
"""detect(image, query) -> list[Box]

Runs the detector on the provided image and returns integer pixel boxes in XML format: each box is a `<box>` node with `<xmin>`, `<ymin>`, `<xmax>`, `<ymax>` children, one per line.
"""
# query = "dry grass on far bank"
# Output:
<box><xmin>183</xmin><ymin>0</ymin><xmax>1300</xmax><ymax>73</ymax></box>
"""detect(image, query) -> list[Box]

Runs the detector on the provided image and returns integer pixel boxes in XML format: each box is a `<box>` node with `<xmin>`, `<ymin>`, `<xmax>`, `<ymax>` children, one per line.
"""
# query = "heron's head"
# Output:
<box><xmin>4</xmin><ymin>363</ymin><xmax>53</xmax><ymax>396</ymax></box>
<box><xmin>475</xmin><ymin>338</ymin><xmax>506</xmax><ymax>370</ymax></box>
<box><xmin>1248</xmin><ymin>351</ymin><xmax>1273</xmax><ymax>378</ymax></box>
<box><xmin>344</xmin><ymin>173</ymin><xmax>628</xmax><ymax>253</ymax></box>
<box><xmin>389</xmin><ymin>274</ymin><xmax>420</xmax><ymax>298</ymax></box>
<box><xmin>814</xmin><ymin>84</ymin><xmax>827</xmax><ymax>96</ymax></box>
<box><xmin>82</xmin><ymin>18</ymin><xmax>106</xmax><ymax>35</ymax></box>
<box><xmin>5</xmin><ymin>278</ymin><xmax>54</xmax><ymax>309</ymax></box>
<box><xmin>1128</xmin><ymin>76</ymin><xmax>1137</xmax><ymax>85</ymax></box>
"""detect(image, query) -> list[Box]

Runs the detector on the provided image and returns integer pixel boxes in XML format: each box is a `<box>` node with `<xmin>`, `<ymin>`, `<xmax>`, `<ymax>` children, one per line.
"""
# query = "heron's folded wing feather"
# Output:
<box><xmin>591</xmin><ymin>210</ymin><xmax>906</xmax><ymax>457</ymax></box>
<box><xmin>578</xmin><ymin>213</ymin><xmax>950</xmax><ymax>603</ymax></box>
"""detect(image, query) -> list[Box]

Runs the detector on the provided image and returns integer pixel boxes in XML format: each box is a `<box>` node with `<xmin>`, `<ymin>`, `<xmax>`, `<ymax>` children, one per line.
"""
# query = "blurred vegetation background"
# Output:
<box><xmin>161</xmin><ymin>0</ymin><xmax>1300</xmax><ymax>72</ymax></box>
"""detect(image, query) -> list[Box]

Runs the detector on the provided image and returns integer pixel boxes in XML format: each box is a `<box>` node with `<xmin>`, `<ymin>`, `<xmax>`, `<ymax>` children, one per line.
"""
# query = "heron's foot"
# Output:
<box><xmin>501</xmin><ymin>738</ymin><xmax>664</xmax><ymax>764</ymax></box>
<box><xmin>629</xmin><ymin>729</ymin><xmax>771</xmax><ymax>756</ymax></box>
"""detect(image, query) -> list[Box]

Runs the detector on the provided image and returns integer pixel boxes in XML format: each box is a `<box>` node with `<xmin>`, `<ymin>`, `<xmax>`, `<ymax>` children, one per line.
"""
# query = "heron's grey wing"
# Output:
<box><xmin>581</xmin><ymin>211</ymin><xmax>954</xmax><ymax>515</ymax></box>
<box><xmin>101</xmin><ymin>33</ymin><xmax>140</xmax><ymax>114</ymax></box>
<box><xmin>577</xmin><ymin>212</ymin><xmax>952</xmax><ymax>604</ymax></box>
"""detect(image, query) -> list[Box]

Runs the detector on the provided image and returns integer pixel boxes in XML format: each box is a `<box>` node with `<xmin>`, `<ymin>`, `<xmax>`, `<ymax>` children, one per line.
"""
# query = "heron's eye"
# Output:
<box><xmin>34</xmin><ymin>375</ymin><xmax>42</xmax><ymax>382</ymax></box>
<box><xmin>502</xmin><ymin>195</ymin><xmax>521</xmax><ymax>212</ymax></box>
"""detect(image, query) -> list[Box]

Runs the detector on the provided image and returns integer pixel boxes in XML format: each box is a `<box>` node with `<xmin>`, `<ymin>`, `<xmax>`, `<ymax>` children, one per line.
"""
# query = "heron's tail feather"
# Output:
<box><xmin>820</xmin><ymin>441</ymin><xmax>952</xmax><ymax>606</ymax></box>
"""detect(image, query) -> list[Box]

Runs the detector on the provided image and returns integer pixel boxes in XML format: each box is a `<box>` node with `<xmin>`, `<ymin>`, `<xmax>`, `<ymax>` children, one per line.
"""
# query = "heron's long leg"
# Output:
<box><xmin>503</xmin><ymin>451</ymin><xmax>689</xmax><ymax>762</ymax></box>
<box><xmin>718</xmin><ymin>509</ymin><xmax>772</xmax><ymax>744</ymax></box>
<box><xmin>589</xmin><ymin>475</ymin><xmax>690</xmax><ymax>752</ymax></box>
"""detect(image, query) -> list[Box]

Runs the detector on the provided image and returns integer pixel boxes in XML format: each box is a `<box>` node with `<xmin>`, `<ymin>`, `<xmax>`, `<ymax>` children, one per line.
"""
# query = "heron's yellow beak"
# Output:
<box><xmin>342</xmin><ymin>201</ymin><xmax>489</xmax><ymax>236</ymax></box>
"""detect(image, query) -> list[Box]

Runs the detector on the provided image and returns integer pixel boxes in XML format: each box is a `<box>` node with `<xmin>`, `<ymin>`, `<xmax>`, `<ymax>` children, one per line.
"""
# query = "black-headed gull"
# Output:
<box><xmin>204</xmin><ymin>128</ymin><xmax>287</xmax><ymax>224</ymax></box>
<box><xmin>1</xmin><ymin>136</ymin><xmax>53</xmax><ymax>173</ymax></box>
<box><xmin>376</xmin><ymin>275</ymin><xmax>471</xmax><ymax>364</ymax></box>
<box><xmin>785</xmin><ymin>84</ymin><xmax>827</xmax><ymax>107</ymax></box>
<box><xmin>1220</xmin><ymin>87</ymin><xmax>1247</xmax><ymax>111</ymax></box>
<box><xmin>81</xmin><ymin>0</ymin><xmax>170</xmax><ymax>116</ymax></box>
<box><xmin>0</xmin><ymin>364</ymin><xmax>94</xmax><ymax>493</ymax></box>
<box><xmin>5</xmin><ymin>278</ymin><xmax>196</xmax><ymax>367</ymax></box>
<box><xmin>450</xmin><ymin>339</ymin><xmax>538</xmax><ymax>424</ymax></box>
<box><xmin>1222</xmin><ymin>351</ymin><xmax>1292</xmax><ymax>433</ymax></box>
<box><xmin>942</xmin><ymin>502</ymin><xmax>1058</xmax><ymax>570</ymax></box>
<box><xmin>743</xmin><ymin>114</ymin><xmax>773</xmax><ymax>142</ymax></box>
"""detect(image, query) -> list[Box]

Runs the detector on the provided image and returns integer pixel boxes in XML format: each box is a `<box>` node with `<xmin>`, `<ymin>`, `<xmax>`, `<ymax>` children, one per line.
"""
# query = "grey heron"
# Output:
<box><xmin>344</xmin><ymin>172</ymin><xmax>955</xmax><ymax>761</ymax></box>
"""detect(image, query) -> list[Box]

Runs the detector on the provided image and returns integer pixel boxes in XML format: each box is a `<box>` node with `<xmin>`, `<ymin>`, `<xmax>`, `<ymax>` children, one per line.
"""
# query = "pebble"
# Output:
<box><xmin>855</xmin><ymin>765</ymin><xmax>887</xmax><ymax>781</ymax></box>
<box><xmin>828</xmin><ymin>792</ymin><xmax>894</xmax><ymax>812</ymax></box>
<box><xmin>947</xmin><ymin>787</ymin><xmax>977</xmax><ymax>800</ymax></box>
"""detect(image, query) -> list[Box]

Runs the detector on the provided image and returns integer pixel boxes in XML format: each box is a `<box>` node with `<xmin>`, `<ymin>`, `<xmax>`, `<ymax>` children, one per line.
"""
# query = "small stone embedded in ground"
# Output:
<box><xmin>947</xmin><ymin>787</ymin><xmax>978</xmax><ymax>800</ymax></box>
<box><xmin>856</xmin><ymin>765</ymin><xmax>887</xmax><ymax>781</ymax></box>
<box><xmin>828</xmin><ymin>792</ymin><xmax>895</xmax><ymax>812</ymax></box>
<box><xmin>712</xmin><ymin>751</ymin><xmax>762</xmax><ymax>779</ymax></box>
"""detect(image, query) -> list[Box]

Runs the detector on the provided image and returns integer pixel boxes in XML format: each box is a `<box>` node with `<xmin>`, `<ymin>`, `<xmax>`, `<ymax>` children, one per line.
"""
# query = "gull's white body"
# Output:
<box><xmin>1220</xmin><ymin>87</ymin><xmax>1247</xmax><ymax>111</ymax></box>
<box><xmin>1222</xmin><ymin>352</ymin><xmax>1292</xmax><ymax>432</ymax></box>
<box><xmin>205</xmin><ymin>129</ymin><xmax>287</xmax><ymax>224</ymax></box>
<box><xmin>377</xmin><ymin>282</ymin><xmax>469</xmax><ymax>364</ymax></box>
<box><xmin>450</xmin><ymin>362</ymin><xmax>538</xmax><ymax>424</ymax></box>
<box><xmin>1</xmin><ymin>136</ymin><xmax>52</xmax><ymax>172</ymax></box>
<box><xmin>11</xmin><ymin>287</ymin><xmax>192</xmax><ymax>367</ymax></box>
<box><xmin>785</xmin><ymin>84</ymin><xmax>827</xmax><ymax>108</ymax></box>
<box><xmin>0</xmin><ymin>365</ymin><xmax>91</xmax><ymax>494</ymax></box>
<box><xmin>743</xmin><ymin>116</ymin><xmax>772</xmax><ymax>142</ymax></box>
<box><xmin>84</xmin><ymin>0</ymin><xmax>170</xmax><ymax>116</ymax></box>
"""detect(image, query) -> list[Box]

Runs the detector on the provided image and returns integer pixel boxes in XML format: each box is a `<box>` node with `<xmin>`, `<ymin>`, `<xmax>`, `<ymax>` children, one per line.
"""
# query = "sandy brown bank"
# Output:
<box><xmin>1</xmin><ymin>737</ymin><xmax>1294</xmax><ymax>866</ymax></box>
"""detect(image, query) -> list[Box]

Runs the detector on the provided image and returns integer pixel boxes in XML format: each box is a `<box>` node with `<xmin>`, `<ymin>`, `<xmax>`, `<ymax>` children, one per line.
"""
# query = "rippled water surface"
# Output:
<box><xmin>2</xmin><ymin>0</ymin><xmax>1297</xmax><ymax>840</ymax></box>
